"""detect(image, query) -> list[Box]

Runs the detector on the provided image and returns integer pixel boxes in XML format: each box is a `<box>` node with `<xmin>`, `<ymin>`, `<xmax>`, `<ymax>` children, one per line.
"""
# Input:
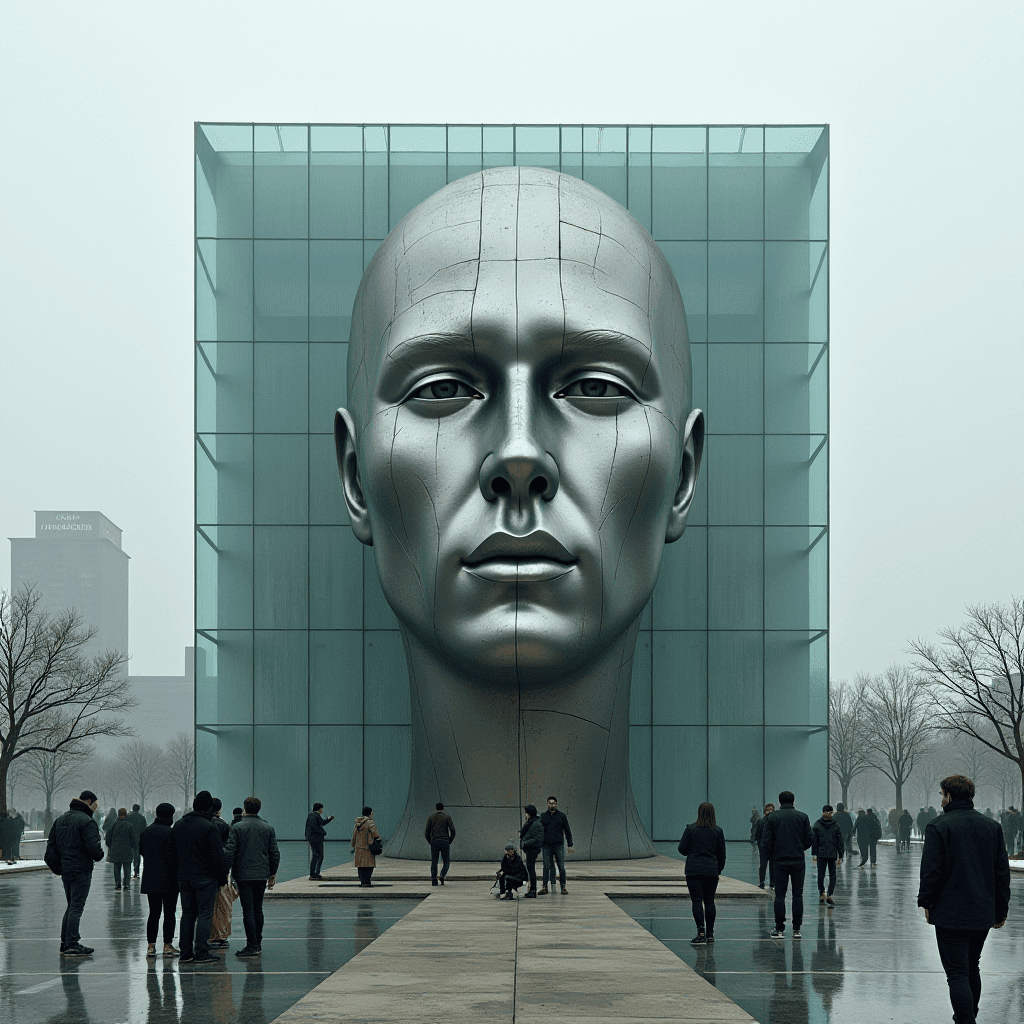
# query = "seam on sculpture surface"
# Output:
<box><xmin>408</xmin><ymin>659</ymin><xmax>444</xmax><ymax>813</ymax></box>
<box><xmin>613</xmin><ymin>404</ymin><xmax>653</xmax><ymax>585</ymax></box>
<box><xmin>385</xmin><ymin>409</ymin><xmax>415</xmax><ymax>566</ymax></box>
<box><xmin>598</xmin><ymin>406</ymin><xmax>620</xmax><ymax>517</ymax></box>
<box><xmin>519</xmin><ymin>708</ymin><xmax>609</xmax><ymax>733</ymax></box>
<box><xmin>557</xmin><ymin>177</ymin><xmax>567</xmax><ymax>367</ymax></box>
<box><xmin>445</xmin><ymin>704</ymin><xmax>472</xmax><ymax>805</ymax></box>
<box><xmin>599</xmin><ymin>491</ymin><xmax>630</xmax><ymax>531</ymax></box>
<box><xmin>468</xmin><ymin>173</ymin><xmax>484</xmax><ymax>366</ymax></box>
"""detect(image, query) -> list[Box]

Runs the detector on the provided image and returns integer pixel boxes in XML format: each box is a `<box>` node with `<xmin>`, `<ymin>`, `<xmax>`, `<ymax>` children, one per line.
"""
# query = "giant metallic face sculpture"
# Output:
<box><xmin>336</xmin><ymin>167</ymin><xmax>703</xmax><ymax>860</ymax></box>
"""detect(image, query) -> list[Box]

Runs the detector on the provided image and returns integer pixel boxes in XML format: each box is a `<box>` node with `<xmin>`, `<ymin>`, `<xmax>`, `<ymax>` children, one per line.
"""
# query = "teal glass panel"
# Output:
<box><xmin>708</xmin><ymin>127</ymin><xmax>763</xmax><ymax>240</ymax></box>
<box><xmin>639</xmin><ymin>599</ymin><xmax>652</xmax><ymax>631</ymax></box>
<box><xmin>363</xmin><ymin>548</ymin><xmax>400</xmax><ymax>629</ymax></box>
<box><xmin>309</xmin><ymin>434</ymin><xmax>348</xmax><ymax>526</ymax></box>
<box><xmin>653</xmin><ymin>727</ymin><xmax>706</xmax><ymax>838</ymax></box>
<box><xmin>708</xmin><ymin>631</ymin><xmax>763</xmax><ymax>725</ymax></box>
<box><xmin>254</xmin><ymin>725</ymin><xmax>308</xmax><ymax>840</ymax></box>
<box><xmin>196</xmin><ymin>240</ymin><xmax>253</xmax><ymax>341</ymax></box>
<box><xmin>310</xmin><ymin>241</ymin><xmax>361</xmax><ymax>342</ymax></box>
<box><xmin>482</xmin><ymin>125</ymin><xmax>513</xmax><ymax>169</ymax></box>
<box><xmin>706</xmin><ymin>434</ymin><xmax>763</xmax><ymax>525</ymax></box>
<box><xmin>196</xmin><ymin>124</ymin><xmax>253</xmax><ymax>238</ymax></box>
<box><xmin>196</xmin><ymin>526</ymin><xmax>252</xmax><ymax>630</ymax></box>
<box><xmin>309</xmin><ymin>343</ymin><xmax>347</xmax><ymax>433</ymax></box>
<box><xmin>707</xmin><ymin>344</ymin><xmax>763</xmax><ymax>434</ymax></box>
<box><xmin>309</xmin><ymin>631</ymin><xmax>363</xmax><ymax>724</ymax></box>
<box><xmin>196</xmin><ymin>725</ymin><xmax>252</xmax><ymax>806</ymax></box>
<box><xmin>765</xmin><ymin>242</ymin><xmax>827</xmax><ymax>346</ymax></box>
<box><xmin>709</xmin><ymin>726</ymin><xmax>764</xmax><ymax>839</ymax></box>
<box><xmin>309</xmin><ymin>527</ymin><xmax>363</xmax><ymax>629</ymax></box>
<box><xmin>195</xmin><ymin>630</ymin><xmax>253</xmax><ymax>726</ymax></box>
<box><xmin>583</xmin><ymin>125</ymin><xmax>626</xmax><ymax>206</ymax></box>
<box><xmin>196</xmin><ymin>434</ymin><xmax>252</xmax><ymax>526</ymax></box>
<box><xmin>652</xmin><ymin>632</ymin><xmax>707</xmax><ymax>725</ymax></box>
<box><xmin>254</xmin><ymin>631</ymin><xmax>308</xmax><ymax>725</ymax></box>
<box><xmin>309</xmin><ymin>726</ymin><xmax>362</xmax><ymax>818</ymax></box>
<box><xmin>652</xmin><ymin>527</ymin><xmax>707</xmax><ymax>630</ymax></box>
<box><xmin>310</xmin><ymin>126</ymin><xmax>363</xmax><ymax>239</ymax></box>
<box><xmin>254</xmin><ymin>435</ymin><xmax>307</xmax><ymax>524</ymax></box>
<box><xmin>560</xmin><ymin>125</ymin><xmax>582</xmax><ymax>178</ymax></box>
<box><xmin>629</xmin><ymin>630</ymin><xmax>652</xmax><ymax>725</ymax></box>
<box><xmin>364</xmin><ymin>725</ymin><xmax>412</xmax><ymax>840</ymax></box>
<box><xmin>196</xmin><ymin>343</ymin><xmax>252</xmax><ymax>433</ymax></box>
<box><xmin>765</xmin><ymin>726</ymin><xmax>828</xmax><ymax>813</ymax></box>
<box><xmin>764</xmin><ymin>527</ymin><xmax>827</xmax><ymax>631</ymax></box>
<box><xmin>765</xmin><ymin>127</ymin><xmax>828</xmax><ymax>241</ymax></box>
<box><xmin>254</xmin><ymin>240</ymin><xmax>307</xmax><ymax>341</ymax></box>
<box><xmin>254</xmin><ymin>526</ymin><xmax>308</xmax><ymax>629</ymax></box>
<box><xmin>765</xmin><ymin>344</ymin><xmax>827</xmax><ymax>434</ymax></box>
<box><xmin>390</xmin><ymin>126</ymin><xmax>446</xmax><ymax>225</ymax></box>
<box><xmin>765</xmin><ymin>436</ymin><xmax>827</xmax><ymax>526</ymax></box>
<box><xmin>254</xmin><ymin>343</ymin><xmax>308</xmax><ymax>432</ymax></box>
<box><xmin>364</xmin><ymin>631</ymin><xmax>410</xmax><ymax>725</ymax></box>
<box><xmin>363</xmin><ymin>126</ymin><xmax>389</xmax><ymax>237</ymax></box>
<box><xmin>708</xmin><ymin>527</ymin><xmax>763</xmax><ymax>630</ymax></box>
<box><xmin>448</xmin><ymin>125</ymin><xmax>482</xmax><ymax>180</ymax></box>
<box><xmin>652</xmin><ymin>127</ymin><xmax>706</xmax><ymax>241</ymax></box>
<box><xmin>363</xmin><ymin>238</ymin><xmax>382</xmax><ymax>269</ymax></box>
<box><xmin>658</xmin><ymin>242</ymin><xmax>707</xmax><ymax>346</ymax></box>
<box><xmin>626</xmin><ymin>126</ymin><xmax>651</xmax><ymax>232</ymax></box>
<box><xmin>515</xmin><ymin>125</ymin><xmax>560</xmax><ymax>172</ymax></box>
<box><xmin>254</xmin><ymin>124</ymin><xmax>308</xmax><ymax>238</ymax></box>
<box><xmin>708</xmin><ymin>242</ymin><xmax>762</xmax><ymax>344</ymax></box>
<box><xmin>629</xmin><ymin>725</ymin><xmax>652</xmax><ymax>834</ymax></box>
<box><xmin>765</xmin><ymin>631</ymin><xmax>828</xmax><ymax>726</ymax></box>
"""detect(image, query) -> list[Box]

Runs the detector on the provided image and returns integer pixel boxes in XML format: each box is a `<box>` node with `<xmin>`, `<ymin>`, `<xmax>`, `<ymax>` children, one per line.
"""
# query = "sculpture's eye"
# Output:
<box><xmin>556</xmin><ymin>378</ymin><xmax>632</xmax><ymax>399</ymax></box>
<box><xmin>410</xmin><ymin>379</ymin><xmax>481</xmax><ymax>401</ymax></box>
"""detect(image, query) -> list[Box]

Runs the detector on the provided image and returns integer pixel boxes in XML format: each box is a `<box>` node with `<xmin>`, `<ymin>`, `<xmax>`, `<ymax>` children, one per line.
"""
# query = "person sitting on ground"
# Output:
<box><xmin>495</xmin><ymin>843</ymin><xmax>528</xmax><ymax>900</ymax></box>
<box><xmin>351</xmin><ymin>807</ymin><xmax>381</xmax><ymax>887</ymax></box>
<box><xmin>107</xmin><ymin>809</ymin><xmax>135</xmax><ymax>892</ymax></box>
<box><xmin>139</xmin><ymin>802</ymin><xmax>179</xmax><ymax>959</ymax></box>
<box><xmin>812</xmin><ymin>805</ymin><xmax>844</xmax><ymax>907</ymax></box>
<box><xmin>678</xmin><ymin>801</ymin><xmax>726</xmax><ymax>946</ymax></box>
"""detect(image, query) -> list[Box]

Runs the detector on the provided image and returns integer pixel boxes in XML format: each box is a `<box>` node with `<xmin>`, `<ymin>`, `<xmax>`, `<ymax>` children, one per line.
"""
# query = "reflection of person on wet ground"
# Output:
<box><xmin>354</xmin><ymin>903</ymin><xmax>381</xmax><ymax>954</ymax></box>
<box><xmin>145</xmin><ymin>962</ymin><xmax>180</xmax><ymax>1021</ymax></box>
<box><xmin>238</xmin><ymin>966</ymin><xmax>267</xmax><ymax>1024</ymax></box>
<box><xmin>767</xmin><ymin>939</ymin><xmax>808</xmax><ymax>1024</ymax></box>
<box><xmin>810</xmin><ymin>916</ymin><xmax>844</xmax><ymax>1015</ymax></box>
<box><xmin>307</xmin><ymin>902</ymin><xmax>326</xmax><ymax>972</ymax></box>
<box><xmin>44</xmin><ymin>960</ymin><xmax>90</xmax><ymax>1024</ymax></box>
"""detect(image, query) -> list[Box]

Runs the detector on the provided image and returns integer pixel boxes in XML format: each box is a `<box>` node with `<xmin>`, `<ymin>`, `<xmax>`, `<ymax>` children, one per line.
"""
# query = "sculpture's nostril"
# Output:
<box><xmin>492</xmin><ymin>478</ymin><xmax>511</xmax><ymax>496</ymax></box>
<box><xmin>530</xmin><ymin>477</ymin><xmax>548</xmax><ymax>496</ymax></box>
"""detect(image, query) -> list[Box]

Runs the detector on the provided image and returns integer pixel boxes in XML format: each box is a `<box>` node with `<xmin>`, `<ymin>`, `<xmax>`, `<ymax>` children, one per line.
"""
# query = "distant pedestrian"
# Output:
<box><xmin>127</xmin><ymin>804</ymin><xmax>147</xmax><ymax>879</ymax></box>
<box><xmin>224</xmin><ymin>796</ymin><xmax>279</xmax><ymax>959</ymax></box>
<box><xmin>755</xmin><ymin>803</ymin><xmax>776</xmax><ymax>889</ymax></box>
<box><xmin>495</xmin><ymin>842</ymin><xmax>528</xmax><ymax>900</ymax></box>
<box><xmin>1001</xmin><ymin>806</ymin><xmax>1018</xmax><ymax>857</ymax></box>
<box><xmin>519</xmin><ymin>804</ymin><xmax>544</xmax><ymax>898</ymax></box>
<box><xmin>44</xmin><ymin>789</ymin><xmax>105</xmax><ymax>957</ymax></box>
<box><xmin>918</xmin><ymin>775</ymin><xmax>1011</xmax><ymax>1024</ymax></box>
<box><xmin>854</xmin><ymin>808</ymin><xmax>880</xmax><ymax>866</ymax></box>
<box><xmin>138</xmin><ymin>802</ymin><xmax>180</xmax><ymax>959</ymax></box>
<box><xmin>834</xmin><ymin>803</ymin><xmax>853</xmax><ymax>864</ymax></box>
<box><xmin>916</xmin><ymin>807</ymin><xmax>929</xmax><ymax>838</ymax></box>
<box><xmin>172</xmin><ymin>790</ymin><xmax>229</xmax><ymax>964</ymax></box>
<box><xmin>811</xmin><ymin>805</ymin><xmax>844</xmax><ymax>907</ymax></box>
<box><xmin>0</xmin><ymin>811</ymin><xmax>13</xmax><ymax>863</ymax></box>
<box><xmin>539</xmin><ymin>796</ymin><xmax>573</xmax><ymax>895</ymax></box>
<box><xmin>351</xmin><ymin>806</ymin><xmax>380</xmax><ymax>887</ymax></box>
<box><xmin>424</xmin><ymin>802</ymin><xmax>456</xmax><ymax>886</ymax></box>
<box><xmin>306</xmin><ymin>802</ymin><xmax>335</xmax><ymax>880</ymax></box>
<box><xmin>887</xmin><ymin>807</ymin><xmax>899</xmax><ymax>839</ymax></box>
<box><xmin>107</xmin><ymin>809</ymin><xmax>135</xmax><ymax>891</ymax></box>
<box><xmin>231</xmin><ymin>807</ymin><xmax>244</xmax><ymax>826</ymax></box>
<box><xmin>897</xmin><ymin>809</ymin><xmax>913</xmax><ymax>853</ymax></box>
<box><xmin>102</xmin><ymin>807</ymin><xmax>116</xmax><ymax>844</ymax></box>
<box><xmin>208</xmin><ymin>798</ymin><xmax>235</xmax><ymax>950</ymax></box>
<box><xmin>678</xmin><ymin>801</ymin><xmax>726</xmax><ymax>946</ymax></box>
<box><xmin>762</xmin><ymin>790</ymin><xmax>813</xmax><ymax>938</ymax></box>
<box><xmin>749</xmin><ymin>806</ymin><xmax>760</xmax><ymax>846</ymax></box>
<box><xmin>10</xmin><ymin>809</ymin><xmax>25</xmax><ymax>861</ymax></box>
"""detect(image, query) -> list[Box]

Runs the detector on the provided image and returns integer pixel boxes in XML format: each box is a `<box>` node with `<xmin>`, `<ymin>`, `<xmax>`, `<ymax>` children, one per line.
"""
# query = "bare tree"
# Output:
<box><xmin>21</xmin><ymin>717</ymin><xmax>92</xmax><ymax>831</ymax></box>
<box><xmin>913</xmin><ymin>744</ymin><xmax>945</xmax><ymax>809</ymax></box>
<box><xmin>5</xmin><ymin>756</ymin><xmax>23</xmax><ymax>810</ymax></box>
<box><xmin>0</xmin><ymin>587</ymin><xmax>134</xmax><ymax>813</ymax></box>
<box><xmin>829</xmin><ymin>678</ymin><xmax>872</xmax><ymax>807</ymax></box>
<box><xmin>911</xmin><ymin>598</ymin><xmax>1024</xmax><ymax>802</ymax></box>
<box><xmin>862</xmin><ymin>665</ymin><xmax>933</xmax><ymax>814</ymax></box>
<box><xmin>86</xmin><ymin>754</ymin><xmax>127</xmax><ymax>811</ymax></box>
<box><xmin>120</xmin><ymin>739</ymin><xmax>166</xmax><ymax>813</ymax></box>
<box><xmin>951</xmin><ymin>733</ymin><xmax>992</xmax><ymax>796</ymax></box>
<box><xmin>164</xmin><ymin>732</ymin><xmax>195</xmax><ymax>810</ymax></box>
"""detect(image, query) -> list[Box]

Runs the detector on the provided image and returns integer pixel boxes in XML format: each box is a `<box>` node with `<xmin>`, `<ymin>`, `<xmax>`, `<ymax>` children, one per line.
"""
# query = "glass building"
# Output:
<box><xmin>194</xmin><ymin>124</ymin><xmax>828</xmax><ymax>846</ymax></box>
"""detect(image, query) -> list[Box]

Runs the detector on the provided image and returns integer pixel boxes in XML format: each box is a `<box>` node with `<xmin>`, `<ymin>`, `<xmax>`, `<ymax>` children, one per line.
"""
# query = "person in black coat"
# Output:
<box><xmin>754</xmin><ymin>803</ymin><xmax>776</xmax><ymax>888</ymax></box>
<box><xmin>495</xmin><ymin>844</ymin><xmax>529</xmax><ymax>899</ymax></box>
<box><xmin>139</xmin><ymin>803</ymin><xmax>179</xmax><ymax>958</ymax></box>
<box><xmin>811</xmin><ymin>805</ymin><xmax>844</xmax><ymax>905</ymax></box>
<box><xmin>306</xmin><ymin>802</ymin><xmax>335</xmax><ymax>880</ymax></box>
<box><xmin>917</xmin><ymin>775</ymin><xmax>1011</xmax><ymax>1024</ymax></box>
<box><xmin>762</xmin><ymin>790</ymin><xmax>813</xmax><ymax>937</ymax></box>
<box><xmin>896</xmin><ymin>809</ymin><xmax>913</xmax><ymax>853</ymax></box>
<box><xmin>519</xmin><ymin>805</ymin><xmax>545</xmax><ymax>898</ymax></box>
<box><xmin>853</xmin><ymin>808</ymin><xmax>881</xmax><ymax>866</ymax></box>
<box><xmin>678</xmin><ymin>802</ymin><xmax>727</xmax><ymax>945</ymax></box>
<box><xmin>538</xmin><ymin>797</ymin><xmax>573</xmax><ymax>894</ymax></box>
<box><xmin>833</xmin><ymin>803</ymin><xmax>853</xmax><ymax>863</ymax></box>
<box><xmin>107</xmin><ymin>809</ymin><xmax>135</xmax><ymax>891</ymax></box>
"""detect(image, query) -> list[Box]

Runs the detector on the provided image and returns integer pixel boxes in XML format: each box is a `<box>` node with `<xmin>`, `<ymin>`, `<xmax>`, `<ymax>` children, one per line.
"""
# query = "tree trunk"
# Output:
<box><xmin>841</xmin><ymin>781</ymin><xmax>849</xmax><ymax>808</ymax></box>
<box><xmin>0</xmin><ymin>757</ymin><xmax>8</xmax><ymax>816</ymax></box>
<box><xmin>895</xmin><ymin>780</ymin><xmax>903</xmax><ymax>815</ymax></box>
<box><xmin>44</xmin><ymin>790</ymin><xmax>54</xmax><ymax>833</ymax></box>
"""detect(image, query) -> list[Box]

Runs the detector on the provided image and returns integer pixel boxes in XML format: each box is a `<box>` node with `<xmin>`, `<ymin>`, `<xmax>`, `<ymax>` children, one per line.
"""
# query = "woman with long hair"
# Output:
<box><xmin>519</xmin><ymin>804</ymin><xmax>544</xmax><ymax>898</ymax></box>
<box><xmin>678</xmin><ymin>802</ymin><xmax>726</xmax><ymax>946</ymax></box>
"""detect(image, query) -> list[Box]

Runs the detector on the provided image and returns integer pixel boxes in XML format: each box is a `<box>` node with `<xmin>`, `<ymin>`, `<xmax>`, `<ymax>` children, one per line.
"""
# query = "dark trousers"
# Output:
<box><xmin>309</xmin><ymin>841</ymin><xmax>324</xmax><ymax>877</ymax></box>
<box><xmin>858</xmin><ymin>838</ymin><xmax>876</xmax><ymax>865</ymax></box>
<box><xmin>816</xmin><ymin>858</ymin><xmax>837</xmax><ymax>896</ymax></box>
<box><xmin>773</xmin><ymin>861</ymin><xmax>806</xmax><ymax>930</ymax></box>
<box><xmin>687</xmin><ymin>874</ymin><xmax>719</xmax><ymax>935</ymax></box>
<box><xmin>146</xmin><ymin>891</ymin><xmax>178</xmax><ymax>944</ymax></box>
<box><xmin>237</xmin><ymin>879</ymin><xmax>268</xmax><ymax>949</ymax></box>
<box><xmin>357</xmin><ymin>866</ymin><xmax>374</xmax><ymax>885</ymax></box>
<box><xmin>178</xmin><ymin>877</ymin><xmax>218</xmax><ymax>957</ymax></box>
<box><xmin>430</xmin><ymin>840</ymin><xmax>451</xmax><ymax>880</ymax></box>
<box><xmin>542</xmin><ymin>844</ymin><xmax>566</xmax><ymax>886</ymax></box>
<box><xmin>524</xmin><ymin>848</ymin><xmax>539</xmax><ymax>890</ymax></box>
<box><xmin>132</xmin><ymin>847</ymin><xmax>141</xmax><ymax>875</ymax></box>
<box><xmin>60</xmin><ymin>874</ymin><xmax>92</xmax><ymax>947</ymax></box>
<box><xmin>758</xmin><ymin>848</ymin><xmax>774</xmax><ymax>887</ymax></box>
<box><xmin>498</xmin><ymin>875</ymin><xmax>522</xmax><ymax>894</ymax></box>
<box><xmin>113</xmin><ymin>861</ymin><xmax>131</xmax><ymax>887</ymax></box>
<box><xmin>935</xmin><ymin>926</ymin><xmax>989</xmax><ymax>1024</ymax></box>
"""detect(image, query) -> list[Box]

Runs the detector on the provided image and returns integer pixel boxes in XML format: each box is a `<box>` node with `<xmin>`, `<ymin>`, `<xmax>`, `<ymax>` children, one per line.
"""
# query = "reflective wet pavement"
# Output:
<box><xmin>624</xmin><ymin>843</ymin><xmax>1024</xmax><ymax>1024</ymax></box>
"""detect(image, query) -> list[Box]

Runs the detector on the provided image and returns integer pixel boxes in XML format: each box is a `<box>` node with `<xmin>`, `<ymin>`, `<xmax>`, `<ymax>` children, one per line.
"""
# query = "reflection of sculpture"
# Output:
<box><xmin>336</xmin><ymin>167</ymin><xmax>703</xmax><ymax>860</ymax></box>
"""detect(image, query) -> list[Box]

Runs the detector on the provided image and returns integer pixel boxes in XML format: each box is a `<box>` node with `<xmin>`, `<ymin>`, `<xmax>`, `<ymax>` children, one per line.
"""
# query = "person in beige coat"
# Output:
<box><xmin>351</xmin><ymin>806</ymin><xmax>381</xmax><ymax>887</ymax></box>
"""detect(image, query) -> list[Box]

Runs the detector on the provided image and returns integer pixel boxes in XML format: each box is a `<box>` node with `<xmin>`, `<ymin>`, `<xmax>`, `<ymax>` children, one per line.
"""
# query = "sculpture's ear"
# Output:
<box><xmin>335</xmin><ymin>408</ymin><xmax>373</xmax><ymax>546</ymax></box>
<box><xmin>665</xmin><ymin>407</ymin><xmax>704</xmax><ymax>543</ymax></box>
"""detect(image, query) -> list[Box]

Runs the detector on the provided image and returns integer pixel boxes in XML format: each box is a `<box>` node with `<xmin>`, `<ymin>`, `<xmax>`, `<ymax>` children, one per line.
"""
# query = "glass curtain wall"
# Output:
<box><xmin>195</xmin><ymin>123</ymin><xmax>829</xmax><ymax>844</ymax></box>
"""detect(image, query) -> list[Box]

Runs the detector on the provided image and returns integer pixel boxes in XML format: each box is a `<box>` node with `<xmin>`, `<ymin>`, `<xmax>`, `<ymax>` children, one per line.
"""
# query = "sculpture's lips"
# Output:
<box><xmin>462</xmin><ymin>531</ymin><xmax>577</xmax><ymax>583</ymax></box>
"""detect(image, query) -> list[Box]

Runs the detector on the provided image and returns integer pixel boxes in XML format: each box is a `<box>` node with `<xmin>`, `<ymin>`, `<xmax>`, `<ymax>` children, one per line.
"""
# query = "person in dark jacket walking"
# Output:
<box><xmin>678</xmin><ymin>802</ymin><xmax>727</xmax><ymax>946</ymax></box>
<box><xmin>127</xmin><ymin>804</ymin><xmax>147</xmax><ymax>879</ymax></box>
<box><xmin>423</xmin><ymin>802</ymin><xmax>456</xmax><ymax>886</ymax></box>
<box><xmin>917</xmin><ymin>775</ymin><xmax>1011</xmax><ymax>1024</ymax></box>
<box><xmin>306</xmin><ymin>802</ymin><xmax>335</xmax><ymax>880</ymax></box>
<box><xmin>102</xmin><ymin>807</ymin><xmax>117</xmax><ymax>845</ymax></box>
<box><xmin>749</xmin><ymin>806</ymin><xmax>760</xmax><ymax>846</ymax></box>
<box><xmin>754</xmin><ymin>803</ymin><xmax>776</xmax><ymax>889</ymax></box>
<box><xmin>916</xmin><ymin>806</ymin><xmax>929</xmax><ymax>838</ymax></box>
<box><xmin>519</xmin><ymin>804</ymin><xmax>544</xmax><ymax>898</ymax></box>
<box><xmin>833</xmin><ymin>803</ymin><xmax>853</xmax><ymax>864</ymax></box>
<box><xmin>224</xmin><ymin>796</ymin><xmax>280</xmax><ymax>958</ymax></box>
<box><xmin>854</xmin><ymin>808</ymin><xmax>881</xmax><ymax>866</ymax></box>
<box><xmin>107</xmin><ymin>809</ymin><xmax>135</xmax><ymax>891</ymax></box>
<box><xmin>231</xmin><ymin>807</ymin><xmax>244</xmax><ymax>826</ymax></box>
<box><xmin>45</xmin><ymin>790</ymin><xmax>105</xmax><ymax>956</ymax></box>
<box><xmin>811</xmin><ymin>805</ymin><xmax>844</xmax><ymax>906</ymax></box>
<box><xmin>171</xmin><ymin>790</ymin><xmax>228</xmax><ymax>964</ymax></box>
<box><xmin>495</xmin><ymin>843</ymin><xmax>528</xmax><ymax>899</ymax></box>
<box><xmin>538</xmin><ymin>796</ymin><xmax>573</xmax><ymax>895</ymax></box>
<box><xmin>762</xmin><ymin>790</ymin><xmax>813</xmax><ymax>938</ymax></box>
<box><xmin>897</xmin><ymin>809</ymin><xmax>913</xmax><ymax>853</ymax></box>
<box><xmin>139</xmin><ymin>802</ymin><xmax>179</xmax><ymax>958</ymax></box>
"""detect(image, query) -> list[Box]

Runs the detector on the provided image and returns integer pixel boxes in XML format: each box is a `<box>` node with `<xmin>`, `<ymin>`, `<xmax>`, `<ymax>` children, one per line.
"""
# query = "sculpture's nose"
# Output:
<box><xmin>479</xmin><ymin>385</ymin><xmax>559</xmax><ymax>505</ymax></box>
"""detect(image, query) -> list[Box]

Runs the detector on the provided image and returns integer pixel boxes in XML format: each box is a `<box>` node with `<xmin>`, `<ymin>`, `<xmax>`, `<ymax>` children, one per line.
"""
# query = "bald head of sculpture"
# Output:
<box><xmin>336</xmin><ymin>166</ymin><xmax>703</xmax><ymax>684</ymax></box>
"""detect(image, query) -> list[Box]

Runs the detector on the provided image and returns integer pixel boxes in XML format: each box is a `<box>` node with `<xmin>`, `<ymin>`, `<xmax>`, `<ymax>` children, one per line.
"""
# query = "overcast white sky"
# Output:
<box><xmin>1</xmin><ymin>1</ymin><xmax>1021</xmax><ymax>678</ymax></box>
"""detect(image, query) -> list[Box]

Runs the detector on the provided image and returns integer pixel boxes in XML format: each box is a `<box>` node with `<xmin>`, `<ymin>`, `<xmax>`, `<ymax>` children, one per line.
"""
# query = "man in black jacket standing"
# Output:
<box><xmin>45</xmin><ymin>789</ymin><xmax>105</xmax><ymax>956</ymax></box>
<box><xmin>127</xmin><ymin>803</ymin><xmax>147</xmax><ymax>879</ymax></box>
<box><xmin>833</xmin><ymin>803</ymin><xmax>853</xmax><ymax>867</ymax></box>
<box><xmin>811</xmin><ymin>805</ymin><xmax>844</xmax><ymax>907</ymax></box>
<box><xmin>762</xmin><ymin>790</ymin><xmax>813</xmax><ymax>938</ymax></box>
<box><xmin>917</xmin><ymin>774</ymin><xmax>1011</xmax><ymax>1024</ymax></box>
<box><xmin>306</xmin><ymin>802</ymin><xmax>335</xmax><ymax>880</ymax></box>
<box><xmin>538</xmin><ymin>796</ymin><xmax>573</xmax><ymax>895</ymax></box>
<box><xmin>172</xmin><ymin>790</ymin><xmax>228</xmax><ymax>964</ymax></box>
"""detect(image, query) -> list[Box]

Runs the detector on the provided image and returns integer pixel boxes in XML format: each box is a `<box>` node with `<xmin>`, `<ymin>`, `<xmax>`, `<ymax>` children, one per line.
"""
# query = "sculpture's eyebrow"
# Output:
<box><xmin>560</xmin><ymin>330</ymin><xmax>653</xmax><ymax>357</ymax></box>
<box><xmin>383</xmin><ymin>333</ymin><xmax>477</xmax><ymax>370</ymax></box>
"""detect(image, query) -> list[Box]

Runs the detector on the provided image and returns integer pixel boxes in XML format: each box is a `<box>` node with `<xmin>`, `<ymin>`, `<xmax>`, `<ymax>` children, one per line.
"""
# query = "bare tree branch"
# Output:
<box><xmin>120</xmin><ymin>739</ymin><xmax>166</xmax><ymax>813</ymax></box>
<box><xmin>829</xmin><ymin>678</ymin><xmax>872</xmax><ymax>806</ymax></box>
<box><xmin>164</xmin><ymin>732</ymin><xmax>195</xmax><ymax>811</ymax></box>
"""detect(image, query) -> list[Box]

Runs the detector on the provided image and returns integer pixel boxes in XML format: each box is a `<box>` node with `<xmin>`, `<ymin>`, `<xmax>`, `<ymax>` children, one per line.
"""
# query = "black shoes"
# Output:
<box><xmin>525</xmin><ymin>890</ymin><xmax>537</xmax><ymax>898</ymax></box>
<box><xmin>431</xmin><ymin>878</ymin><xmax>438</xmax><ymax>886</ymax></box>
<box><xmin>235</xmin><ymin>946</ymin><xmax>260</xmax><ymax>958</ymax></box>
<box><xmin>705</xmin><ymin>935</ymin><xmax>715</xmax><ymax>944</ymax></box>
<box><xmin>561</xmin><ymin>886</ymin><xmax>568</xmax><ymax>894</ymax></box>
<box><xmin>210</xmin><ymin>939</ymin><xmax>229</xmax><ymax>949</ymax></box>
<box><xmin>770</xmin><ymin>928</ymin><xmax>784</xmax><ymax>938</ymax></box>
<box><xmin>439</xmin><ymin>878</ymin><xmax>445</xmax><ymax>885</ymax></box>
<box><xmin>192</xmin><ymin>953</ymin><xmax>219</xmax><ymax>964</ymax></box>
<box><xmin>690</xmin><ymin>932</ymin><xmax>707</xmax><ymax>946</ymax></box>
<box><xmin>826</xmin><ymin>896</ymin><xmax>836</xmax><ymax>907</ymax></box>
<box><xmin>61</xmin><ymin>943</ymin><xmax>94</xmax><ymax>956</ymax></box>
<box><xmin>793</xmin><ymin>928</ymin><xmax>802</xmax><ymax>938</ymax></box>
